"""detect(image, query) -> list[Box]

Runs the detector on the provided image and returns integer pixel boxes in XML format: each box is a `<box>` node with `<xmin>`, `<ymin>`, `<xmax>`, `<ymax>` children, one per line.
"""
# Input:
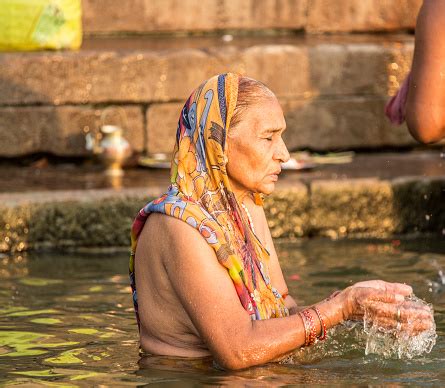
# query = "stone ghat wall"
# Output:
<box><xmin>82</xmin><ymin>0</ymin><xmax>422</xmax><ymax>35</ymax></box>
<box><xmin>0</xmin><ymin>0</ymin><xmax>424</xmax><ymax>158</ymax></box>
<box><xmin>0</xmin><ymin>36</ymin><xmax>416</xmax><ymax>157</ymax></box>
<box><xmin>1</xmin><ymin>176</ymin><xmax>443</xmax><ymax>253</ymax></box>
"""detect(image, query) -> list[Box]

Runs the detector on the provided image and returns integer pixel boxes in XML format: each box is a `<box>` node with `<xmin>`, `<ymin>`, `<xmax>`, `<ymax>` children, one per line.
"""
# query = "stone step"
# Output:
<box><xmin>1</xmin><ymin>35</ymin><xmax>415</xmax><ymax>106</ymax></box>
<box><xmin>1</xmin><ymin>175</ymin><xmax>444</xmax><ymax>253</ymax></box>
<box><xmin>0</xmin><ymin>34</ymin><xmax>419</xmax><ymax>157</ymax></box>
<box><xmin>81</xmin><ymin>0</ymin><xmax>421</xmax><ymax>35</ymax></box>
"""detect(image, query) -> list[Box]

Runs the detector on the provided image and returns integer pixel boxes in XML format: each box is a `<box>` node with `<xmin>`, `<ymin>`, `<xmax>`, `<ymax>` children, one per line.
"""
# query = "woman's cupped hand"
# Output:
<box><xmin>335</xmin><ymin>280</ymin><xmax>434</xmax><ymax>335</ymax></box>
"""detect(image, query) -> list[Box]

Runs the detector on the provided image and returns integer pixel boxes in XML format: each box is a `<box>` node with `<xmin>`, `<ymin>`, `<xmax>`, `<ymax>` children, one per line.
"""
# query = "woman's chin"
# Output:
<box><xmin>259</xmin><ymin>183</ymin><xmax>275</xmax><ymax>196</ymax></box>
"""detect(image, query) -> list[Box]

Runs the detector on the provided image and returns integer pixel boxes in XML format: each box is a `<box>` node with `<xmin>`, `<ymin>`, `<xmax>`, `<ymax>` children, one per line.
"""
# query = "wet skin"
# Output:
<box><xmin>135</xmin><ymin>96</ymin><xmax>433</xmax><ymax>370</ymax></box>
<box><xmin>406</xmin><ymin>0</ymin><xmax>445</xmax><ymax>143</ymax></box>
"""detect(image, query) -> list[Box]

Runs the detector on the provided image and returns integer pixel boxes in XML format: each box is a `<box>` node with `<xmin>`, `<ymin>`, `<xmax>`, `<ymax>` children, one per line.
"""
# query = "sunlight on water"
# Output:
<box><xmin>0</xmin><ymin>238</ymin><xmax>444</xmax><ymax>386</ymax></box>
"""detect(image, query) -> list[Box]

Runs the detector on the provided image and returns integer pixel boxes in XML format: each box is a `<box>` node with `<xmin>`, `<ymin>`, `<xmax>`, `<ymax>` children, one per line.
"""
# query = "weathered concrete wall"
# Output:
<box><xmin>1</xmin><ymin>177</ymin><xmax>443</xmax><ymax>253</ymax></box>
<box><xmin>81</xmin><ymin>0</ymin><xmax>422</xmax><ymax>35</ymax></box>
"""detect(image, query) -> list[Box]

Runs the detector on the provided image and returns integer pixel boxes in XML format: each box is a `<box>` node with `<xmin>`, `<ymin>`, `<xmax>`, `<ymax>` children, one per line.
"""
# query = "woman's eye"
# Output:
<box><xmin>265</xmin><ymin>137</ymin><xmax>273</xmax><ymax>141</ymax></box>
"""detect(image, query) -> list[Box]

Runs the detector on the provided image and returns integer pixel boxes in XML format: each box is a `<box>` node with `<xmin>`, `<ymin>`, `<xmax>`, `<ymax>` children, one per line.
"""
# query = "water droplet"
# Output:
<box><xmin>425</xmin><ymin>214</ymin><xmax>431</xmax><ymax>221</ymax></box>
<box><xmin>363</xmin><ymin>294</ymin><xmax>437</xmax><ymax>359</ymax></box>
<box><xmin>423</xmin><ymin>194</ymin><xmax>428</xmax><ymax>200</ymax></box>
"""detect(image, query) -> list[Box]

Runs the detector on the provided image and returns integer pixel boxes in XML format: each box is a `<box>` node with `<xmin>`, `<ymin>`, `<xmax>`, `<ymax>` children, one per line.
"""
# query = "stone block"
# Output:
<box><xmin>0</xmin><ymin>37</ymin><xmax>413</xmax><ymax>106</ymax></box>
<box><xmin>1</xmin><ymin>176</ymin><xmax>444</xmax><ymax>253</ymax></box>
<box><xmin>308</xmin><ymin>41</ymin><xmax>413</xmax><ymax>97</ymax></box>
<box><xmin>392</xmin><ymin>177</ymin><xmax>445</xmax><ymax>235</ymax></box>
<box><xmin>146</xmin><ymin>102</ymin><xmax>183</xmax><ymax>155</ymax></box>
<box><xmin>239</xmin><ymin>44</ymin><xmax>312</xmax><ymax>98</ymax></box>
<box><xmin>82</xmin><ymin>0</ymin><xmax>307</xmax><ymax>34</ymax></box>
<box><xmin>146</xmin><ymin>97</ymin><xmax>418</xmax><ymax>155</ymax></box>
<box><xmin>0</xmin><ymin>49</ymin><xmax>225</xmax><ymax>105</ymax></box>
<box><xmin>0</xmin><ymin>193</ymin><xmax>150</xmax><ymax>253</ymax></box>
<box><xmin>265</xmin><ymin>185</ymin><xmax>310</xmax><ymax>239</ymax></box>
<box><xmin>309</xmin><ymin>179</ymin><xmax>396</xmax><ymax>238</ymax></box>
<box><xmin>27</xmin><ymin>199</ymin><xmax>141</xmax><ymax>250</ymax></box>
<box><xmin>307</xmin><ymin>0</ymin><xmax>422</xmax><ymax>32</ymax></box>
<box><xmin>282</xmin><ymin>97</ymin><xmax>417</xmax><ymax>151</ymax></box>
<box><xmin>82</xmin><ymin>0</ymin><xmax>421</xmax><ymax>35</ymax></box>
<box><xmin>0</xmin><ymin>106</ymin><xmax>144</xmax><ymax>157</ymax></box>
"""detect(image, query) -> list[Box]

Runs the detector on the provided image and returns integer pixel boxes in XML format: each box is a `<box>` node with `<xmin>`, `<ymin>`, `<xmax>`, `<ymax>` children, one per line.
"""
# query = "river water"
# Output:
<box><xmin>1</xmin><ymin>238</ymin><xmax>444</xmax><ymax>386</ymax></box>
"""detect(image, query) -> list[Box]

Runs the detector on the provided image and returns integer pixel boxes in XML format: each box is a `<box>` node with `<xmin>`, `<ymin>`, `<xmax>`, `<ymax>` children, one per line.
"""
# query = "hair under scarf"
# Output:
<box><xmin>129</xmin><ymin>73</ymin><xmax>289</xmax><ymax>329</ymax></box>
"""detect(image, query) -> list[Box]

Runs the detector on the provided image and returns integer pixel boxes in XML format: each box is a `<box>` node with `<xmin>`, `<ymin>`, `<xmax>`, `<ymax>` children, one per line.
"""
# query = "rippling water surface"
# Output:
<box><xmin>0</xmin><ymin>238</ymin><xmax>444</xmax><ymax>386</ymax></box>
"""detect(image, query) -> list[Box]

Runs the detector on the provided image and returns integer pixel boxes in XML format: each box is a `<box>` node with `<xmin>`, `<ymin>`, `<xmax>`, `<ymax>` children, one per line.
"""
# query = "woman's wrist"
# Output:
<box><xmin>315</xmin><ymin>289</ymin><xmax>351</xmax><ymax>329</ymax></box>
<box><xmin>298</xmin><ymin>307</ymin><xmax>327</xmax><ymax>345</ymax></box>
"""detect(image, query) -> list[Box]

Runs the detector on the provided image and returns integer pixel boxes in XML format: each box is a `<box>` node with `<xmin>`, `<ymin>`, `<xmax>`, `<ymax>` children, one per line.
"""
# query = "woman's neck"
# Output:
<box><xmin>234</xmin><ymin>190</ymin><xmax>254</xmax><ymax>206</ymax></box>
<box><xmin>228</xmin><ymin>177</ymin><xmax>253</xmax><ymax>205</ymax></box>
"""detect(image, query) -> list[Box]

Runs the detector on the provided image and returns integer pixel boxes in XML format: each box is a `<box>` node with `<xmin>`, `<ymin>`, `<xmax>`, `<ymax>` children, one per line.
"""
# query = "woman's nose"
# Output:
<box><xmin>274</xmin><ymin>137</ymin><xmax>290</xmax><ymax>163</ymax></box>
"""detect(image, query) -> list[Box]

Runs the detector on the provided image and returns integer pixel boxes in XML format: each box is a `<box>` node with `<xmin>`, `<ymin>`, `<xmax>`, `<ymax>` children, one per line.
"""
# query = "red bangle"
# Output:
<box><xmin>312</xmin><ymin>306</ymin><xmax>327</xmax><ymax>341</ymax></box>
<box><xmin>302</xmin><ymin>309</ymin><xmax>317</xmax><ymax>345</ymax></box>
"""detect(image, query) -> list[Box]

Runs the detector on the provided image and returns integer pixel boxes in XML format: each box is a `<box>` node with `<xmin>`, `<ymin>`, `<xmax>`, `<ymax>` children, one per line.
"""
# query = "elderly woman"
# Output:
<box><xmin>130</xmin><ymin>73</ymin><xmax>431</xmax><ymax>370</ymax></box>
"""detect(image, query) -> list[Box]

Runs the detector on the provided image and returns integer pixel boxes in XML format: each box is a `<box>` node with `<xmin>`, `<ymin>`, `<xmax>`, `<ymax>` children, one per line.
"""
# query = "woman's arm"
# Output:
<box><xmin>405</xmin><ymin>0</ymin><xmax>445</xmax><ymax>143</ymax></box>
<box><xmin>159</xmin><ymin>216</ymin><xmax>414</xmax><ymax>370</ymax></box>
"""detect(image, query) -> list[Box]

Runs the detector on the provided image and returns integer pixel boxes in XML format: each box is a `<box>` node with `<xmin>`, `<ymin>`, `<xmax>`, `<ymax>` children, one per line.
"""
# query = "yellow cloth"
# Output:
<box><xmin>0</xmin><ymin>0</ymin><xmax>82</xmax><ymax>51</ymax></box>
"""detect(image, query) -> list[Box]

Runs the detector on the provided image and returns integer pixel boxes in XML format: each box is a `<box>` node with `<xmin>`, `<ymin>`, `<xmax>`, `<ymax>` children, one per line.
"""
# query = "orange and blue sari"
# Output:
<box><xmin>129</xmin><ymin>73</ymin><xmax>288</xmax><ymax>328</ymax></box>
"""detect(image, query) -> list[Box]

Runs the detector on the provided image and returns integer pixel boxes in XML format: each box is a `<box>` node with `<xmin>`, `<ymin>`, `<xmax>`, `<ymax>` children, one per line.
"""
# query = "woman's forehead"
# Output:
<box><xmin>248</xmin><ymin>99</ymin><xmax>286</xmax><ymax>130</ymax></box>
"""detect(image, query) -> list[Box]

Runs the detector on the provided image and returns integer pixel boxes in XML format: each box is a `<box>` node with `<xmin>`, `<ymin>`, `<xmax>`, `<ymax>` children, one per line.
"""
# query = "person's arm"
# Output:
<box><xmin>405</xmin><ymin>0</ymin><xmax>445</xmax><ymax>143</ymax></box>
<box><xmin>158</xmin><ymin>216</ymin><xmax>415</xmax><ymax>370</ymax></box>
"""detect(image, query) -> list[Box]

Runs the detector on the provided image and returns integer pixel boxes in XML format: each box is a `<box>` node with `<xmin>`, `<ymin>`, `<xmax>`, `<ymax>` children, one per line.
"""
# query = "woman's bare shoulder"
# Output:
<box><xmin>146</xmin><ymin>212</ymin><xmax>202</xmax><ymax>235</ymax></box>
<box><xmin>139</xmin><ymin>212</ymin><xmax>213</xmax><ymax>257</ymax></box>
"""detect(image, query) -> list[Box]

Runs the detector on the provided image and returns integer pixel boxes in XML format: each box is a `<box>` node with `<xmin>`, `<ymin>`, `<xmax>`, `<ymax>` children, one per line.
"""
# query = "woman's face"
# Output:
<box><xmin>226</xmin><ymin>96</ymin><xmax>290</xmax><ymax>197</ymax></box>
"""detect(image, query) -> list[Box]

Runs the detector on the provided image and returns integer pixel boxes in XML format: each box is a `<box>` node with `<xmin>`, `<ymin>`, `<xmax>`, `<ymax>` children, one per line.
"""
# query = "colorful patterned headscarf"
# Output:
<box><xmin>129</xmin><ymin>73</ymin><xmax>289</xmax><ymax>328</ymax></box>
